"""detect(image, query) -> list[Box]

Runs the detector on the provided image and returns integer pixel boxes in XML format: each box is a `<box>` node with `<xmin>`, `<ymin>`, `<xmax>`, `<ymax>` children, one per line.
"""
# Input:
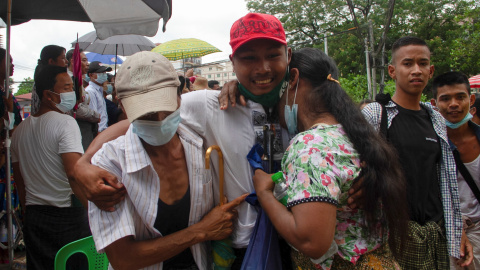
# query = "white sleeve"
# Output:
<box><xmin>180</xmin><ymin>90</ymin><xmax>208</xmax><ymax>137</ymax></box>
<box><xmin>88</xmin><ymin>142</ymin><xmax>136</xmax><ymax>253</ymax></box>
<box><xmin>58</xmin><ymin>116</ymin><xmax>84</xmax><ymax>154</ymax></box>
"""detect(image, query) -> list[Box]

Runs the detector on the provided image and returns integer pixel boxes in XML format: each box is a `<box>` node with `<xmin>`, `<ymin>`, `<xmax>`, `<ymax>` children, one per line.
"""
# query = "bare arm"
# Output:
<box><xmin>61</xmin><ymin>152</ymin><xmax>88</xmax><ymax>208</ymax></box>
<box><xmin>254</xmin><ymin>170</ymin><xmax>336</xmax><ymax>259</ymax></box>
<box><xmin>74</xmin><ymin>120</ymin><xmax>130</xmax><ymax>211</ymax></box>
<box><xmin>105</xmin><ymin>194</ymin><xmax>248</xmax><ymax>270</ymax></box>
<box><xmin>455</xmin><ymin>230</ymin><xmax>473</xmax><ymax>267</ymax></box>
<box><xmin>12</xmin><ymin>162</ymin><xmax>26</xmax><ymax>212</ymax></box>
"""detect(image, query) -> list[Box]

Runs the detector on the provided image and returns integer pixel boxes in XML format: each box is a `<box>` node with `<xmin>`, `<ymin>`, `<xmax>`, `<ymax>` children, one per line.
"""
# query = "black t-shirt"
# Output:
<box><xmin>388</xmin><ymin>104</ymin><xmax>443</xmax><ymax>225</ymax></box>
<box><xmin>153</xmin><ymin>185</ymin><xmax>197</xmax><ymax>270</ymax></box>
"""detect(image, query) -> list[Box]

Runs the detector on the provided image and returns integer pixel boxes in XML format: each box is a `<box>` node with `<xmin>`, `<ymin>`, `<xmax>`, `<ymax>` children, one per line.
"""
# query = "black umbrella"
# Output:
<box><xmin>1</xmin><ymin>0</ymin><xmax>173</xmax><ymax>39</ymax></box>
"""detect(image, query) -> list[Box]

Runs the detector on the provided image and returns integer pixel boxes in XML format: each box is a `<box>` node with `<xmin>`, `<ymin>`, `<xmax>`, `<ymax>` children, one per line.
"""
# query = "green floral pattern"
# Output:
<box><xmin>281</xmin><ymin>124</ymin><xmax>385</xmax><ymax>269</ymax></box>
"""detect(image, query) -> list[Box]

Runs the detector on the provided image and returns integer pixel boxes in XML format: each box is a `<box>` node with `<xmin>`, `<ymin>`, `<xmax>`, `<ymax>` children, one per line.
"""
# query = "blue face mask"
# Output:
<box><xmin>284</xmin><ymin>80</ymin><xmax>298</xmax><ymax>135</ymax></box>
<box><xmin>132</xmin><ymin>109</ymin><xmax>181</xmax><ymax>146</ymax></box>
<box><xmin>84</xmin><ymin>74</ymin><xmax>90</xmax><ymax>83</ymax></box>
<box><xmin>51</xmin><ymin>91</ymin><xmax>77</xmax><ymax>113</ymax></box>
<box><xmin>445</xmin><ymin>113</ymin><xmax>473</xmax><ymax>129</ymax></box>
<box><xmin>96</xmin><ymin>73</ymin><xmax>108</xmax><ymax>84</ymax></box>
<box><xmin>106</xmin><ymin>84</ymin><xmax>113</xmax><ymax>94</ymax></box>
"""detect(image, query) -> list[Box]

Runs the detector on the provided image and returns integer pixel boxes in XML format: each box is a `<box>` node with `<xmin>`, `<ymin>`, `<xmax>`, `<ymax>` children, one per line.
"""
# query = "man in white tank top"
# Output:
<box><xmin>431</xmin><ymin>71</ymin><xmax>479</xmax><ymax>269</ymax></box>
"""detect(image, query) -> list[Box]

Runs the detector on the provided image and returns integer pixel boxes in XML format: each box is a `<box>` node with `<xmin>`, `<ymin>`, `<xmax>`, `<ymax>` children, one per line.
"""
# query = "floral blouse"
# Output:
<box><xmin>281</xmin><ymin>124</ymin><xmax>384</xmax><ymax>269</ymax></box>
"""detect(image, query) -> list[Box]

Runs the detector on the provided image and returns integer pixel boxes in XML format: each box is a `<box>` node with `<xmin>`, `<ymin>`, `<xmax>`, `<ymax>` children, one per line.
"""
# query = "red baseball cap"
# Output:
<box><xmin>229</xmin><ymin>13</ymin><xmax>287</xmax><ymax>56</ymax></box>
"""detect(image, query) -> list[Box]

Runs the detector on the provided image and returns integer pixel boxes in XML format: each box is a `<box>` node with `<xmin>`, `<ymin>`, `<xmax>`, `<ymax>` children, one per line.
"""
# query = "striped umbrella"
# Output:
<box><xmin>151</xmin><ymin>38</ymin><xmax>221</xmax><ymax>61</ymax></box>
<box><xmin>470</xmin><ymin>74</ymin><xmax>480</xmax><ymax>88</ymax></box>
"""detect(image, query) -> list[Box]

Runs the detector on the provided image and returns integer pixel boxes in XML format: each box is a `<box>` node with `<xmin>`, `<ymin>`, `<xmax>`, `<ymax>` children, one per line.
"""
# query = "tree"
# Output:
<box><xmin>247</xmin><ymin>0</ymin><xmax>479</xmax><ymax>98</ymax></box>
<box><xmin>14</xmin><ymin>77</ymin><xmax>34</xmax><ymax>96</ymax></box>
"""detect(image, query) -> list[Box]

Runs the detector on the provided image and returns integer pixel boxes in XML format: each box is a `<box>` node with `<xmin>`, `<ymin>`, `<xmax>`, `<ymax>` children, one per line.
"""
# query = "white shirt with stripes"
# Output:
<box><xmin>88</xmin><ymin>123</ymin><xmax>214</xmax><ymax>270</ymax></box>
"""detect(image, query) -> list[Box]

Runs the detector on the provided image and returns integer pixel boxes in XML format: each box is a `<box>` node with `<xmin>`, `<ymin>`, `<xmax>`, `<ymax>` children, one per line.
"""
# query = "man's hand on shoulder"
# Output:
<box><xmin>74</xmin><ymin>155</ymin><xmax>126</xmax><ymax>211</ymax></box>
<box><xmin>218</xmin><ymin>80</ymin><xmax>246</xmax><ymax>110</ymax></box>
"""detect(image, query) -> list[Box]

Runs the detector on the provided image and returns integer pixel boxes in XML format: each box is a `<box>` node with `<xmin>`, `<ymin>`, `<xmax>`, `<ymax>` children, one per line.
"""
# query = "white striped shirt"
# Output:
<box><xmin>88</xmin><ymin>123</ymin><xmax>214</xmax><ymax>270</ymax></box>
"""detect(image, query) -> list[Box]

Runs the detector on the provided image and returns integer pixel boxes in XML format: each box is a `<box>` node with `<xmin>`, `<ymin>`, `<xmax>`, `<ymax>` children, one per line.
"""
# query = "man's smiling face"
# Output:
<box><xmin>231</xmin><ymin>39</ymin><xmax>290</xmax><ymax>96</ymax></box>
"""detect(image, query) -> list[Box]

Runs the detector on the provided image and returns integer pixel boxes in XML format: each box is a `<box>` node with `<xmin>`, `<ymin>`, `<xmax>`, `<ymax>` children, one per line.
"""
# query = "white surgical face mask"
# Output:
<box><xmin>445</xmin><ymin>113</ymin><xmax>473</xmax><ymax>129</ymax></box>
<box><xmin>51</xmin><ymin>91</ymin><xmax>76</xmax><ymax>113</ymax></box>
<box><xmin>284</xmin><ymin>80</ymin><xmax>299</xmax><ymax>135</ymax></box>
<box><xmin>132</xmin><ymin>109</ymin><xmax>181</xmax><ymax>146</ymax></box>
<box><xmin>96</xmin><ymin>73</ymin><xmax>108</xmax><ymax>84</ymax></box>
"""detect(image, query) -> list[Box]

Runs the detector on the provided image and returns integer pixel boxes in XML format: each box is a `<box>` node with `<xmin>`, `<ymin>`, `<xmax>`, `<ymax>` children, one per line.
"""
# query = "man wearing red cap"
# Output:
<box><xmin>74</xmin><ymin>13</ymin><xmax>295</xmax><ymax>268</ymax></box>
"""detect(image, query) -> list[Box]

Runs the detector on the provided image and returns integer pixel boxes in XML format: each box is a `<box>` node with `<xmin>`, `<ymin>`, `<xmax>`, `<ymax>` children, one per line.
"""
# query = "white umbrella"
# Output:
<box><xmin>73</xmin><ymin>31</ymin><xmax>156</xmax><ymax>74</ymax></box>
<box><xmin>73</xmin><ymin>31</ymin><xmax>156</xmax><ymax>56</ymax></box>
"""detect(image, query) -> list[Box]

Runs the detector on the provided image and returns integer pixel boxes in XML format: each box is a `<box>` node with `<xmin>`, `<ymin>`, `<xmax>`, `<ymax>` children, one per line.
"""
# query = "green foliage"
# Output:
<box><xmin>247</xmin><ymin>0</ymin><xmax>480</xmax><ymax>80</ymax></box>
<box><xmin>340</xmin><ymin>75</ymin><xmax>426</xmax><ymax>103</ymax></box>
<box><xmin>15</xmin><ymin>77</ymin><xmax>34</xmax><ymax>96</ymax></box>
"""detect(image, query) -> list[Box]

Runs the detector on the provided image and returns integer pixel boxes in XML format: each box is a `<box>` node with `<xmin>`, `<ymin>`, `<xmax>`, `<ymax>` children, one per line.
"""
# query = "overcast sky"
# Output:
<box><xmin>0</xmin><ymin>0</ymin><xmax>250</xmax><ymax>90</ymax></box>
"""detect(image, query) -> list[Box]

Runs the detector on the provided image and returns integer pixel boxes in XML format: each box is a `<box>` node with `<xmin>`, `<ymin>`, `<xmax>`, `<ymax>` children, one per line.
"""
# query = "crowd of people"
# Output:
<box><xmin>1</xmin><ymin>11</ymin><xmax>479</xmax><ymax>270</ymax></box>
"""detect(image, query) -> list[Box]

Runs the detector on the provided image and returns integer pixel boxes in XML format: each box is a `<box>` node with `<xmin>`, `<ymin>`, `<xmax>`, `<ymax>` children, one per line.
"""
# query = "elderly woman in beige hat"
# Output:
<box><xmin>87</xmin><ymin>51</ymin><xmax>246</xmax><ymax>270</ymax></box>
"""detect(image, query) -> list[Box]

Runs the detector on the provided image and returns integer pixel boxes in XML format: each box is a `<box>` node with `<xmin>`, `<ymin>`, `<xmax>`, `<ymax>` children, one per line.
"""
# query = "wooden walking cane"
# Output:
<box><xmin>206</xmin><ymin>146</ymin><xmax>236</xmax><ymax>269</ymax></box>
<box><xmin>205</xmin><ymin>145</ymin><xmax>224</xmax><ymax>205</ymax></box>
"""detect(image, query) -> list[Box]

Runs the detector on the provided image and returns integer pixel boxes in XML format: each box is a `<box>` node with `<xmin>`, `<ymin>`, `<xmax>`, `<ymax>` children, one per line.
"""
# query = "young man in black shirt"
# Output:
<box><xmin>362</xmin><ymin>37</ymin><xmax>472</xmax><ymax>269</ymax></box>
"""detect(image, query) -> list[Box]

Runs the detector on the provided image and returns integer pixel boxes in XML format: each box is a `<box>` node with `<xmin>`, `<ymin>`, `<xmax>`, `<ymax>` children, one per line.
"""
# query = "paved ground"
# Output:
<box><xmin>0</xmin><ymin>249</ymin><xmax>26</xmax><ymax>270</ymax></box>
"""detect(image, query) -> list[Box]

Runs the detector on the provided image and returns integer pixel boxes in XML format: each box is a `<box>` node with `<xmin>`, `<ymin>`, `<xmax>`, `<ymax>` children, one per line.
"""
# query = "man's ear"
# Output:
<box><xmin>388</xmin><ymin>64</ymin><xmax>396</xmax><ymax>80</ymax></box>
<box><xmin>470</xmin><ymin>106</ymin><xmax>476</xmax><ymax>116</ymax></box>
<box><xmin>470</xmin><ymin>94</ymin><xmax>476</xmax><ymax>107</ymax></box>
<box><xmin>289</xmin><ymin>68</ymin><xmax>299</xmax><ymax>89</ymax></box>
<box><xmin>48</xmin><ymin>59</ymin><xmax>55</xmax><ymax>65</ymax></box>
<box><xmin>42</xmin><ymin>90</ymin><xmax>54</xmax><ymax>101</ymax></box>
<box><xmin>430</xmin><ymin>98</ymin><xmax>437</xmax><ymax>107</ymax></box>
<box><xmin>428</xmin><ymin>65</ymin><xmax>435</xmax><ymax>79</ymax></box>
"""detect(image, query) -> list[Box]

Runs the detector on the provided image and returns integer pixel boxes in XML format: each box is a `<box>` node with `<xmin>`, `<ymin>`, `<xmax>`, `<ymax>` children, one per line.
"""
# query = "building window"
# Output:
<box><xmin>208</xmin><ymin>75</ymin><xmax>211</xmax><ymax>78</ymax></box>
<box><xmin>217</xmin><ymin>74</ymin><xmax>220</xmax><ymax>77</ymax></box>
<box><xmin>232</xmin><ymin>72</ymin><xmax>236</xmax><ymax>76</ymax></box>
<box><xmin>224</xmin><ymin>73</ymin><xmax>227</xmax><ymax>76</ymax></box>
<box><xmin>209</xmin><ymin>67</ymin><xmax>212</xmax><ymax>71</ymax></box>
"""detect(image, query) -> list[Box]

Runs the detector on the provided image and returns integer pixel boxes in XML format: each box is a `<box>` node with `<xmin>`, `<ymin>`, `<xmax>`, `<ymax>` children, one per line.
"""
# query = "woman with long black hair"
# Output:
<box><xmin>253</xmin><ymin>47</ymin><xmax>408</xmax><ymax>269</ymax></box>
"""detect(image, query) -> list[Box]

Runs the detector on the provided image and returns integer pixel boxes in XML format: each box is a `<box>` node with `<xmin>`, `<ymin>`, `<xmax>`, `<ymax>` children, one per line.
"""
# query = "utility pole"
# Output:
<box><xmin>379</xmin><ymin>43</ymin><xmax>386</xmax><ymax>93</ymax></box>
<box><xmin>324</xmin><ymin>32</ymin><xmax>328</xmax><ymax>56</ymax></box>
<box><xmin>368</xmin><ymin>20</ymin><xmax>377</xmax><ymax>97</ymax></box>
<box><xmin>365</xmin><ymin>38</ymin><xmax>372</xmax><ymax>99</ymax></box>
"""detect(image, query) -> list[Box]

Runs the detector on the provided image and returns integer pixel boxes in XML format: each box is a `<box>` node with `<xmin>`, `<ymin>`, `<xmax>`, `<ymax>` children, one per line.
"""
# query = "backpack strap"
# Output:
<box><xmin>452</xmin><ymin>149</ymin><xmax>480</xmax><ymax>203</ymax></box>
<box><xmin>375</xmin><ymin>93</ymin><xmax>391</xmax><ymax>138</ymax></box>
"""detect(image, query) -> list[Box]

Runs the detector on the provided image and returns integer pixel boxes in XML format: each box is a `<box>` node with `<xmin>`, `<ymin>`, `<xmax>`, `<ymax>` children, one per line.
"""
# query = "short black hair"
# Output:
<box><xmin>432</xmin><ymin>71</ymin><xmax>471</xmax><ymax>98</ymax></box>
<box><xmin>66</xmin><ymin>48</ymin><xmax>84</xmax><ymax>64</ymax></box>
<box><xmin>208</xmin><ymin>80</ymin><xmax>219</xmax><ymax>89</ymax></box>
<box><xmin>35</xmin><ymin>65</ymin><xmax>68</xmax><ymax>100</ymax></box>
<box><xmin>391</xmin><ymin>36</ymin><xmax>429</xmax><ymax>64</ymax></box>
<box><xmin>178</xmin><ymin>75</ymin><xmax>186</xmax><ymax>96</ymax></box>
